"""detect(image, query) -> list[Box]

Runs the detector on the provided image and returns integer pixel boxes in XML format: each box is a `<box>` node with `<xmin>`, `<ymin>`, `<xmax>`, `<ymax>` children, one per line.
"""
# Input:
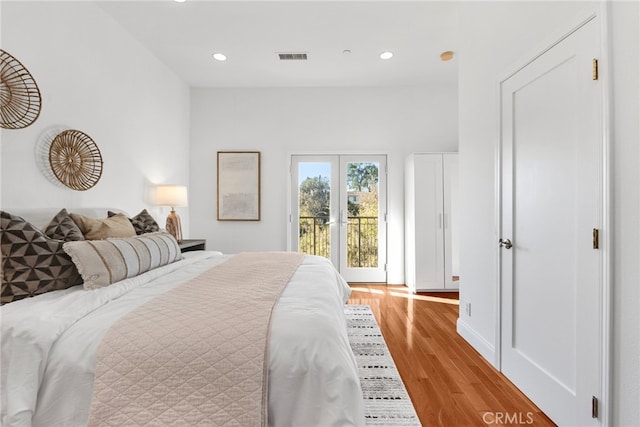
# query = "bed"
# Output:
<box><xmin>1</xmin><ymin>208</ymin><xmax>365</xmax><ymax>426</ymax></box>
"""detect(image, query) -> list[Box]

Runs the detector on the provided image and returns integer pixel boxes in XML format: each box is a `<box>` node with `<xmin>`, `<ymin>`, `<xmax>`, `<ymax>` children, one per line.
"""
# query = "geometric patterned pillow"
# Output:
<box><xmin>44</xmin><ymin>208</ymin><xmax>85</xmax><ymax>241</ymax></box>
<box><xmin>108</xmin><ymin>209</ymin><xmax>160</xmax><ymax>235</ymax></box>
<box><xmin>1</xmin><ymin>211</ymin><xmax>83</xmax><ymax>305</ymax></box>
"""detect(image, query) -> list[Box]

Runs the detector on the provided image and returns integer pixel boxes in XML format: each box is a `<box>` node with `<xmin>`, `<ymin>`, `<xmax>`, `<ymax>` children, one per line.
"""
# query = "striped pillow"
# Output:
<box><xmin>63</xmin><ymin>232</ymin><xmax>183</xmax><ymax>290</ymax></box>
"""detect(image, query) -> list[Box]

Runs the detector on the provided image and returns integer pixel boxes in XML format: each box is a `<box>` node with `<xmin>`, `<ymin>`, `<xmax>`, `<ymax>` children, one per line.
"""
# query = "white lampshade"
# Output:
<box><xmin>156</xmin><ymin>185</ymin><xmax>188</xmax><ymax>207</ymax></box>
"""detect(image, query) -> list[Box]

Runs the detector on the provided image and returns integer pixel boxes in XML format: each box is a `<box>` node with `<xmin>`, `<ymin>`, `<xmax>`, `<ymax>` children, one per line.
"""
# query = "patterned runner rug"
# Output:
<box><xmin>345</xmin><ymin>305</ymin><xmax>421</xmax><ymax>426</ymax></box>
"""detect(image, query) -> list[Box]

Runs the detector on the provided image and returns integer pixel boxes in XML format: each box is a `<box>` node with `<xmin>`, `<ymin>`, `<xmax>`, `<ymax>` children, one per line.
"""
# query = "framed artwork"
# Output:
<box><xmin>217</xmin><ymin>151</ymin><xmax>261</xmax><ymax>221</ymax></box>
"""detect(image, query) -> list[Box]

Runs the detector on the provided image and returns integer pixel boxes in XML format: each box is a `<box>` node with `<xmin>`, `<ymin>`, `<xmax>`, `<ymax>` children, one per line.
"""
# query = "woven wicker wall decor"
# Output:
<box><xmin>0</xmin><ymin>49</ymin><xmax>42</xmax><ymax>129</ymax></box>
<box><xmin>49</xmin><ymin>129</ymin><xmax>103</xmax><ymax>191</ymax></box>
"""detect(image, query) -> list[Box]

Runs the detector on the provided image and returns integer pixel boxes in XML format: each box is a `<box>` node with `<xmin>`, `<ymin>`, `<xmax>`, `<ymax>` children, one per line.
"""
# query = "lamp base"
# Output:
<box><xmin>166</xmin><ymin>209</ymin><xmax>183</xmax><ymax>242</ymax></box>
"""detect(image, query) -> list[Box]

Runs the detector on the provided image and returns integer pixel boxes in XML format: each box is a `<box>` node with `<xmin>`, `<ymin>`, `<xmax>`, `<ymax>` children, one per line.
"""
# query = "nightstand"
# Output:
<box><xmin>179</xmin><ymin>239</ymin><xmax>206</xmax><ymax>253</ymax></box>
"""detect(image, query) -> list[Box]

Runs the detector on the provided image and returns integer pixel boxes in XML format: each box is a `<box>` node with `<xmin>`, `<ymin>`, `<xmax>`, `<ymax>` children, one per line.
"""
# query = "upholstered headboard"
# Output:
<box><xmin>6</xmin><ymin>208</ymin><xmax>128</xmax><ymax>230</ymax></box>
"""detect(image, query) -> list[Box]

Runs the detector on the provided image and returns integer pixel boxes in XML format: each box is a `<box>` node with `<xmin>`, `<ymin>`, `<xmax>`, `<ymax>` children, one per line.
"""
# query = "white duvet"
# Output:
<box><xmin>1</xmin><ymin>251</ymin><xmax>364</xmax><ymax>427</ymax></box>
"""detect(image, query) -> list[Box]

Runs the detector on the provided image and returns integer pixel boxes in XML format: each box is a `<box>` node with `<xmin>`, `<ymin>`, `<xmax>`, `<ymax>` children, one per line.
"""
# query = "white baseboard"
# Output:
<box><xmin>456</xmin><ymin>318</ymin><xmax>497</xmax><ymax>368</ymax></box>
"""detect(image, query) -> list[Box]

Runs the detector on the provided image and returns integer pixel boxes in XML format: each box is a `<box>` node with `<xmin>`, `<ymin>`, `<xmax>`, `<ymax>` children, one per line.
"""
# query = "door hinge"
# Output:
<box><xmin>592</xmin><ymin>396</ymin><xmax>599</xmax><ymax>419</ymax></box>
<box><xmin>593</xmin><ymin>228</ymin><xmax>599</xmax><ymax>249</ymax></box>
<box><xmin>384</xmin><ymin>264</ymin><xmax>388</xmax><ymax>272</ymax></box>
<box><xmin>592</xmin><ymin>58</ymin><xmax>599</xmax><ymax>80</ymax></box>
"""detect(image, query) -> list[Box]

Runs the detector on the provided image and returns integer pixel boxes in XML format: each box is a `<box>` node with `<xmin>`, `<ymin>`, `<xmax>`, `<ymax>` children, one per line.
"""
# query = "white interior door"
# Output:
<box><xmin>500</xmin><ymin>16</ymin><xmax>602</xmax><ymax>426</ymax></box>
<box><xmin>290</xmin><ymin>155</ymin><xmax>387</xmax><ymax>282</ymax></box>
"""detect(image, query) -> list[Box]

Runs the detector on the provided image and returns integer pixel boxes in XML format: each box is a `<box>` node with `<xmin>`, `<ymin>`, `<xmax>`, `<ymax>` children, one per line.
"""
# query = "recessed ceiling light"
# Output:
<box><xmin>440</xmin><ymin>51</ymin><xmax>454</xmax><ymax>61</ymax></box>
<box><xmin>343</xmin><ymin>49</ymin><xmax>352</xmax><ymax>55</ymax></box>
<box><xmin>212</xmin><ymin>53</ymin><xmax>227</xmax><ymax>62</ymax></box>
<box><xmin>379</xmin><ymin>51</ymin><xmax>394</xmax><ymax>60</ymax></box>
<box><xmin>174</xmin><ymin>0</ymin><xmax>186</xmax><ymax>3</ymax></box>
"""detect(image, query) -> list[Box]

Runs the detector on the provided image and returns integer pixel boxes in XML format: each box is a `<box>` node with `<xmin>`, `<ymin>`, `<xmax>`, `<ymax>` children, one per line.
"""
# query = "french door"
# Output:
<box><xmin>290</xmin><ymin>155</ymin><xmax>387</xmax><ymax>282</ymax></box>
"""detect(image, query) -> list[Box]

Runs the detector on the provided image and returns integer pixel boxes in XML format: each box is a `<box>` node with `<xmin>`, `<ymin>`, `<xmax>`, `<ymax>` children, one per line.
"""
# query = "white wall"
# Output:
<box><xmin>609</xmin><ymin>2</ymin><xmax>640</xmax><ymax>424</ymax></box>
<box><xmin>0</xmin><ymin>2</ymin><xmax>190</xmax><ymax>228</ymax></box>
<box><xmin>189</xmin><ymin>85</ymin><xmax>458</xmax><ymax>283</ymax></box>
<box><xmin>457</xmin><ymin>1</ymin><xmax>639</xmax><ymax>425</ymax></box>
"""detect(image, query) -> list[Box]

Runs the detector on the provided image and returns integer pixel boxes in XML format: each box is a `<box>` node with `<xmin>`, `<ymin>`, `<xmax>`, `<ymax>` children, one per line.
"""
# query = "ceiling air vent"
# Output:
<box><xmin>278</xmin><ymin>52</ymin><xmax>308</xmax><ymax>61</ymax></box>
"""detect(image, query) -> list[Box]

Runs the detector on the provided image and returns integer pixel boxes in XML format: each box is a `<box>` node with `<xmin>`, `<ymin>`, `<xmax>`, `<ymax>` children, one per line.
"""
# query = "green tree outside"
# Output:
<box><xmin>298</xmin><ymin>175</ymin><xmax>330</xmax><ymax>218</ymax></box>
<box><xmin>298</xmin><ymin>175</ymin><xmax>331</xmax><ymax>258</ymax></box>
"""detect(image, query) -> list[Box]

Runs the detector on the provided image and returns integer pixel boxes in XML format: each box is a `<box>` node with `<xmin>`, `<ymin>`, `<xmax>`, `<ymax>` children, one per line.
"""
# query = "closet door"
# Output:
<box><xmin>412</xmin><ymin>154</ymin><xmax>444</xmax><ymax>290</ymax></box>
<box><xmin>443</xmin><ymin>154</ymin><xmax>459</xmax><ymax>289</ymax></box>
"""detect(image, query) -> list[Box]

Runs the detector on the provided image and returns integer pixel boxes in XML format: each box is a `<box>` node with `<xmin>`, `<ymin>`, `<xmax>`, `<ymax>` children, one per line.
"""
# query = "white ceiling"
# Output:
<box><xmin>96</xmin><ymin>1</ymin><xmax>459</xmax><ymax>88</ymax></box>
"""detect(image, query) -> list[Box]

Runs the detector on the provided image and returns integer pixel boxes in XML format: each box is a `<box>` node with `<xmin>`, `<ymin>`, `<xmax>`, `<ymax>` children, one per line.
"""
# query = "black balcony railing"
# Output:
<box><xmin>299</xmin><ymin>216</ymin><xmax>331</xmax><ymax>258</ymax></box>
<box><xmin>346</xmin><ymin>216</ymin><xmax>378</xmax><ymax>268</ymax></box>
<box><xmin>298</xmin><ymin>216</ymin><xmax>378</xmax><ymax>268</ymax></box>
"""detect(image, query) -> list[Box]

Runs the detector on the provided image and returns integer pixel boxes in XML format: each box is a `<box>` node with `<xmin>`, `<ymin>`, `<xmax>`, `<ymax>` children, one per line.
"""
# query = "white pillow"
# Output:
<box><xmin>63</xmin><ymin>232</ymin><xmax>183</xmax><ymax>290</ymax></box>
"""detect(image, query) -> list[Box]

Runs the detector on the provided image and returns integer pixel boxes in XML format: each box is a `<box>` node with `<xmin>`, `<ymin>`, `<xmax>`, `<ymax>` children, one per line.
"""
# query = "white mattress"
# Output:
<box><xmin>0</xmin><ymin>251</ymin><xmax>364</xmax><ymax>427</ymax></box>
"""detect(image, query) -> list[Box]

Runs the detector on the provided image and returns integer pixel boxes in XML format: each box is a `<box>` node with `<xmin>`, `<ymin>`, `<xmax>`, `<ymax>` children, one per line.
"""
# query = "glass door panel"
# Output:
<box><xmin>340</xmin><ymin>156</ymin><xmax>387</xmax><ymax>282</ymax></box>
<box><xmin>291</xmin><ymin>156</ymin><xmax>339</xmax><ymax>267</ymax></box>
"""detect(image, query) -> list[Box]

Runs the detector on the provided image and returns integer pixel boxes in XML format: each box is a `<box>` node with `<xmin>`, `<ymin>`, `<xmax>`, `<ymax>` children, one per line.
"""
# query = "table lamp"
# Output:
<box><xmin>156</xmin><ymin>185</ymin><xmax>188</xmax><ymax>242</ymax></box>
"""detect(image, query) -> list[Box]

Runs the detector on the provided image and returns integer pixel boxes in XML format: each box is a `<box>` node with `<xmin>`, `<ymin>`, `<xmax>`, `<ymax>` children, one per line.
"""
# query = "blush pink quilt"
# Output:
<box><xmin>87</xmin><ymin>252</ymin><xmax>304</xmax><ymax>426</ymax></box>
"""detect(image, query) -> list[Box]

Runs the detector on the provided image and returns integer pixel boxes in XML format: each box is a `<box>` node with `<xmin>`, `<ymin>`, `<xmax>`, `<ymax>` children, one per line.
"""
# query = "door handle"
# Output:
<box><xmin>499</xmin><ymin>238</ymin><xmax>513</xmax><ymax>249</ymax></box>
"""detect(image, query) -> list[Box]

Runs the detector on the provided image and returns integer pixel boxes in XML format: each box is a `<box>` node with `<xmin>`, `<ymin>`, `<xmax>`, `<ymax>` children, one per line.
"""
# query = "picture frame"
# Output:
<box><xmin>217</xmin><ymin>151</ymin><xmax>261</xmax><ymax>221</ymax></box>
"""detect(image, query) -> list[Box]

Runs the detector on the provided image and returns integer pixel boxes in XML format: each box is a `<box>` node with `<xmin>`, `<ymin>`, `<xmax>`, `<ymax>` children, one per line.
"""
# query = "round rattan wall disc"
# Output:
<box><xmin>49</xmin><ymin>129</ymin><xmax>103</xmax><ymax>191</ymax></box>
<box><xmin>0</xmin><ymin>49</ymin><xmax>42</xmax><ymax>129</ymax></box>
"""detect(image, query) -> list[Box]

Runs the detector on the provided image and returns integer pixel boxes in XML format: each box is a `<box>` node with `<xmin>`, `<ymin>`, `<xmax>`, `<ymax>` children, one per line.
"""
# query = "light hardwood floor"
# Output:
<box><xmin>347</xmin><ymin>284</ymin><xmax>556</xmax><ymax>427</ymax></box>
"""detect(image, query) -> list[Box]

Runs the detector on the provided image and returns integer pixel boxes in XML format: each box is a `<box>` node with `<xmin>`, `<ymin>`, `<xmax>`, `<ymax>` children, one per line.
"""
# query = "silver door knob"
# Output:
<box><xmin>499</xmin><ymin>238</ymin><xmax>513</xmax><ymax>249</ymax></box>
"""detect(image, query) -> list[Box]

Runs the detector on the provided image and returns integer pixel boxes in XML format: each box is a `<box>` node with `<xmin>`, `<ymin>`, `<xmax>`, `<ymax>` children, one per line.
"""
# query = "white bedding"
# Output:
<box><xmin>1</xmin><ymin>251</ymin><xmax>364</xmax><ymax>427</ymax></box>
